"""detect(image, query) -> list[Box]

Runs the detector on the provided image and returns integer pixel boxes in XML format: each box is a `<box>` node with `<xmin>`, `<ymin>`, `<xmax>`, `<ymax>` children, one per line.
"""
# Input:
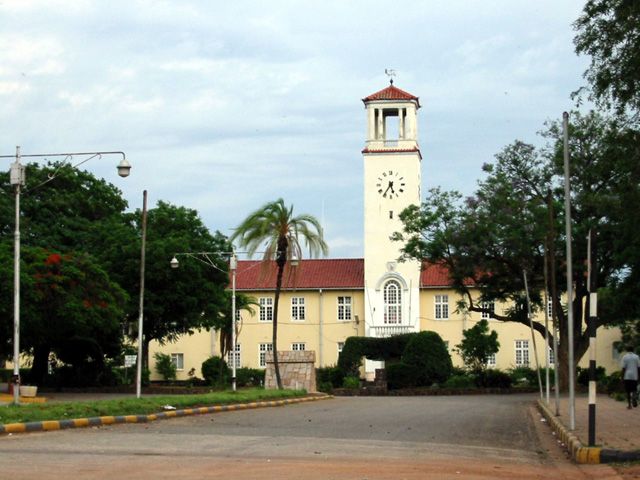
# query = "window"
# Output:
<box><xmin>259</xmin><ymin>297</ymin><xmax>273</xmax><ymax>322</ymax></box>
<box><xmin>338</xmin><ymin>296</ymin><xmax>352</xmax><ymax>321</ymax></box>
<box><xmin>227</xmin><ymin>343</ymin><xmax>241</xmax><ymax>368</ymax></box>
<box><xmin>547</xmin><ymin>346</ymin><xmax>555</xmax><ymax>365</ymax></box>
<box><xmin>337</xmin><ymin>342</ymin><xmax>345</xmax><ymax>354</ymax></box>
<box><xmin>481</xmin><ymin>301</ymin><xmax>495</xmax><ymax>320</ymax></box>
<box><xmin>515</xmin><ymin>340</ymin><xmax>529</xmax><ymax>366</ymax></box>
<box><xmin>384</xmin><ymin>280</ymin><xmax>402</xmax><ymax>324</ymax></box>
<box><xmin>486</xmin><ymin>353</ymin><xmax>496</xmax><ymax>367</ymax></box>
<box><xmin>292</xmin><ymin>342</ymin><xmax>306</xmax><ymax>351</ymax></box>
<box><xmin>259</xmin><ymin>343</ymin><xmax>273</xmax><ymax>368</ymax></box>
<box><xmin>291</xmin><ymin>297</ymin><xmax>305</xmax><ymax>321</ymax></box>
<box><xmin>612</xmin><ymin>344</ymin><xmax>622</xmax><ymax>361</ymax></box>
<box><xmin>547</xmin><ymin>299</ymin><xmax>553</xmax><ymax>318</ymax></box>
<box><xmin>170</xmin><ymin>353</ymin><xmax>184</xmax><ymax>371</ymax></box>
<box><xmin>435</xmin><ymin>295</ymin><xmax>449</xmax><ymax>320</ymax></box>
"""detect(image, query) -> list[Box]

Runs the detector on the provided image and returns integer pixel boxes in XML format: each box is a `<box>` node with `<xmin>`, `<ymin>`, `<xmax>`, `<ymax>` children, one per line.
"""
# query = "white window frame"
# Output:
<box><xmin>337</xmin><ymin>296</ymin><xmax>352</xmax><ymax>321</ymax></box>
<box><xmin>291</xmin><ymin>342</ymin><xmax>306</xmax><ymax>351</ymax></box>
<box><xmin>170</xmin><ymin>353</ymin><xmax>184</xmax><ymax>371</ymax></box>
<box><xmin>547</xmin><ymin>346</ymin><xmax>555</xmax><ymax>366</ymax></box>
<box><xmin>515</xmin><ymin>340</ymin><xmax>530</xmax><ymax>367</ymax></box>
<box><xmin>384</xmin><ymin>280</ymin><xmax>402</xmax><ymax>324</ymax></box>
<box><xmin>259</xmin><ymin>297</ymin><xmax>273</xmax><ymax>322</ymax></box>
<box><xmin>481</xmin><ymin>301</ymin><xmax>495</xmax><ymax>320</ymax></box>
<box><xmin>259</xmin><ymin>343</ymin><xmax>273</xmax><ymax>368</ymax></box>
<box><xmin>291</xmin><ymin>297</ymin><xmax>306</xmax><ymax>321</ymax></box>
<box><xmin>486</xmin><ymin>353</ymin><xmax>496</xmax><ymax>367</ymax></box>
<box><xmin>435</xmin><ymin>294</ymin><xmax>449</xmax><ymax>320</ymax></box>
<box><xmin>227</xmin><ymin>343</ymin><xmax>241</xmax><ymax>368</ymax></box>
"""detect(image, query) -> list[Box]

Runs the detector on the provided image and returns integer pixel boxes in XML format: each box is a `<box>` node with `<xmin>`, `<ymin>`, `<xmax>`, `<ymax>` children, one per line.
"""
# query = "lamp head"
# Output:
<box><xmin>117</xmin><ymin>158</ymin><xmax>131</xmax><ymax>178</ymax></box>
<box><xmin>170</xmin><ymin>257</ymin><xmax>179</xmax><ymax>269</ymax></box>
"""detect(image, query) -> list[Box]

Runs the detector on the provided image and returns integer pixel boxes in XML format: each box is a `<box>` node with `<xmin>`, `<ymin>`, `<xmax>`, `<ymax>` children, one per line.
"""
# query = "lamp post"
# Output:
<box><xmin>170</xmin><ymin>251</ymin><xmax>238</xmax><ymax>391</ymax></box>
<box><xmin>0</xmin><ymin>146</ymin><xmax>131</xmax><ymax>405</ymax></box>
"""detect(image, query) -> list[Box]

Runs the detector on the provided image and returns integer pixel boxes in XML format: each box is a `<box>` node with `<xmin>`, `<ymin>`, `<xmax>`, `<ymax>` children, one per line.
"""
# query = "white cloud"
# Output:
<box><xmin>0</xmin><ymin>0</ymin><xmax>591</xmax><ymax>258</ymax></box>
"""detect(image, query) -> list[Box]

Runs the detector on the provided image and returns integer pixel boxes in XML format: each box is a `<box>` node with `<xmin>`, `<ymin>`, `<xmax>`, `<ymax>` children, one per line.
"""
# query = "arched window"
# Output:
<box><xmin>383</xmin><ymin>280</ymin><xmax>402</xmax><ymax>324</ymax></box>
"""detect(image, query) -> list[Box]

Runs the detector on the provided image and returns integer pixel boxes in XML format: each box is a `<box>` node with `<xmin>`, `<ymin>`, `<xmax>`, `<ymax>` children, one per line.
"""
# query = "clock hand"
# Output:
<box><xmin>389</xmin><ymin>181</ymin><xmax>395</xmax><ymax>194</ymax></box>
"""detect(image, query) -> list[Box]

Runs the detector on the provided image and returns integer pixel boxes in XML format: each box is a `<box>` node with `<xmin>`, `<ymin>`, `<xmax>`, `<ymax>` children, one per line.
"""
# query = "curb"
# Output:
<box><xmin>536</xmin><ymin>399</ymin><xmax>640</xmax><ymax>464</ymax></box>
<box><xmin>0</xmin><ymin>394</ymin><xmax>333</xmax><ymax>435</ymax></box>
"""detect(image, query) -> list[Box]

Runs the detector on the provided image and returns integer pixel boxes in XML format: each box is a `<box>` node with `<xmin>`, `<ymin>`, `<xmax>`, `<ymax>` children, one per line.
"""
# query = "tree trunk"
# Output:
<box><xmin>29</xmin><ymin>344</ymin><xmax>50</xmax><ymax>385</ymax></box>
<box><xmin>272</xmin><ymin>262</ymin><xmax>285</xmax><ymax>389</ymax></box>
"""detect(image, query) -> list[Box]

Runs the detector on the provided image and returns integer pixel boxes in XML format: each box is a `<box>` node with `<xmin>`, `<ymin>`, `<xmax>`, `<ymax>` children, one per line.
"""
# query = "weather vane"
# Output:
<box><xmin>384</xmin><ymin>68</ymin><xmax>396</xmax><ymax>84</ymax></box>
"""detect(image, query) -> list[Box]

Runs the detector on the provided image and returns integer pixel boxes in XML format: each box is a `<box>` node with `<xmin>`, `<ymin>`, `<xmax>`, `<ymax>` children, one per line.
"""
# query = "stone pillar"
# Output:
<box><xmin>265</xmin><ymin>350</ymin><xmax>317</xmax><ymax>392</ymax></box>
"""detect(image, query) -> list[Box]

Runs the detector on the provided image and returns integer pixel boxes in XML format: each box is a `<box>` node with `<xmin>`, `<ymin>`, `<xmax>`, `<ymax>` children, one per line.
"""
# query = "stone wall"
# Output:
<box><xmin>265</xmin><ymin>351</ymin><xmax>316</xmax><ymax>392</ymax></box>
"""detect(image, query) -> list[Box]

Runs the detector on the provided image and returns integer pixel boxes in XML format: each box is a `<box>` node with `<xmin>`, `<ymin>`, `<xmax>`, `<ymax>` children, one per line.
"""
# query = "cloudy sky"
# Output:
<box><xmin>0</xmin><ymin>0</ymin><xmax>590</xmax><ymax>258</ymax></box>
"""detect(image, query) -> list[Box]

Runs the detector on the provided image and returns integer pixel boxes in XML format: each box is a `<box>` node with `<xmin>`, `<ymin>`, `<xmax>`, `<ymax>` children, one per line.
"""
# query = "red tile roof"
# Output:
<box><xmin>234</xmin><ymin>258</ymin><xmax>466</xmax><ymax>290</ymax></box>
<box><xmin>235</xmin><ymin>259</ymin><xmax>364</xmax><ymax>291</ymax></box>
<box><xmin>362</xmin><ymin>84</ymin><xmax>420</xmax><ymax>107</ymax></box>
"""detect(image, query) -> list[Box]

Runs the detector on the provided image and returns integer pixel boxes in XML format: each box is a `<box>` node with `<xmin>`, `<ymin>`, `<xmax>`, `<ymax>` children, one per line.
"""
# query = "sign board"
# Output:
<box><xmin>124</xmin><ymin>355</ymin><xmax>137</xmax><ymax>367</ymax></box>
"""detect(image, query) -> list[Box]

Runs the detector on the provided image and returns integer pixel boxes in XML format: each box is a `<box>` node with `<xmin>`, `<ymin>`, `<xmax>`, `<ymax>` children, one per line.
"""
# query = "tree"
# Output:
<box><xmin>574</xmin><ymin>0</ymin><xmax>640</xmax><ymax>114</ymax></box>
<box><xmin>120</xmin><ymin>201</ymin><xmax>230</xmax><ymax>370</ymax></box>
<box><xmin>394</xmin><ymin>110</ymin><xmax>640</xmax><ymax>390</ymax></box>
<box><xmin>455</xmin><ymin>320</ymin><xmax>500</xmax><ymax>373</ymax></box>
<box><xmin>0</xmin><ymin>161</ymin><xmax>134</xmax><ymax>371</ymax></box>
<box><xmin>231</xmin><ymin>198</ymin><xmax>328</xmax><ymax>389</ymax></box>
<box><xmin>0</xmin><ymin>244</ymin><xmax>127</xmax><ymax>384</ymax></box>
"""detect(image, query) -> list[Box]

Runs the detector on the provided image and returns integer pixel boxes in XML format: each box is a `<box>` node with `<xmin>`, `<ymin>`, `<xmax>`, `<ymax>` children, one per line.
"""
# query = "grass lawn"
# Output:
<box><xmin>0</xmin><ymin>388</ymin><xmax>306</xmax><ymax>425</ymax></box>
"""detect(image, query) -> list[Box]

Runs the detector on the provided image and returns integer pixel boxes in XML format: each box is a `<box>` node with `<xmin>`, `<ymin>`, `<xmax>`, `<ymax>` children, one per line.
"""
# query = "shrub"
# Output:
<box><xmin>201</xmin><ymin>356</ymin><xmax>230</xmax><ymax>386</ymax></box>
<box><xmin>236</xmin><ymin>368</ymin><xmax>264</xmax><ymax>387</ymax></box>
<box><xmin>337</xmin><ymin>334</ymin><xmax>414</xmax><ymax>377</ymax></box>
<box><xmin>316</xmin><ymin>366</ymin><xmax>345</xmax><ymax>389</ymax></box>
<box><xmin>342</xmin><ymin>376</ymin><xmax>360</xmax><ymax>389</ymax></box>
<box><xmin>508</xmin><ymin>366</ymin><xmax>537</xmax><ymax>387</ymax></box>
<box><xmin>401</xmin><ymin>331</ymin><xmax>453</xmax><ymax>386</ymax></box>
<box><xmin>154</xmin><ymin>352</ymin><xmax>177</xmax><ymax>381</ymax></box>
<box><xmin>444</xmin><ymin>374</ymin><xmax>475</xmax><ymax>388</ymax></box>
<box><xmin>386</xmin><ymin>362</ymin><xmax>421</xmax><ymax>390</ymax></box>
<box><xmin>475</xmin><ymin>369</ymin><xmax>512</xmax><ymax>388</ymax></box>
<box><xmin>455</xmin><ymin>319</ymin><xmax>500</xmax><ymax>373</ymax></box>
<box><xmin>576</xmin><ymin>366</ymin><xmax>607</xmax><ymax>386</ymax></box>
<box><xmin>317</xmin><ymin>381</ymin><xmax>333</xmax><ymax>393</ymax></box>
<box><xmin>604</xmin><ymin>371</ymin><xmax>623</xmax><ymax>394</ymax></box>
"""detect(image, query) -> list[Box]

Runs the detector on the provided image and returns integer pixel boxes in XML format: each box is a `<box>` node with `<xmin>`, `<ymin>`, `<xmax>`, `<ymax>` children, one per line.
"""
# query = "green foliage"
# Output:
<box><xmin>230</xmin><ymin>198</ymin><xmax>328</xmax><ymax>390</ymax></box>
<box><xmin>342</xmin><ymin>376</ymin><xmax>360</xmax><ymax>389</ymax></box>
<box><xmin>337</xmin><ymin>334</ymin><xmax>414</xmax><ymax>377</ymax></box>
<box><xmin>0</xmin><ymin>388</ymin><xmax>305</xmax><ymax>425</ymax></box>
<box><xmin>394</xmin><ymin>110</ymin><xmax>640</xmax><ymax>391</ymax></box>
<box><xmin>154</xmin><ymin>352</ymin><xmax>177</xmax><ymax>381</ymax></box>
<box><xmin>386</xmin><ymin>362</ymin><xmax>420</xmax><ymax>390</ymax></box>
<box><xmin>401</xmin><ymin>331</ymin><xmax>453</xmax><ymax>386</ymax></box>
<box><xmin>444</xmin><ymin>374</ymin><xmax>475</xmax><ymax>389</ymax></box>
<box><xmin>201</xmin><ymin>356</ymin><xmax>230</xmax><ymax>386</ymax></box>
<box><xmin>475</xmin><ymin>369</ymin><xmax>513</xmax><ymax>389</ymax></box>
<box><xmin>316</xmin><ymin>366</ymin><xmax>345</xmax><ymax>390</ymax></box>
<box><xmin>576</xmin><ymin>366</ymin><xmax>607</xmax><ymax>386</ymax></box>
<box><xmin>574</xmin><ymin>0</ymin><xmax>640</xmax><ymax>114</ymax></box>
<box><xmin>508</xmin><ymin>366</ymin><xmax>538</xmax><ymax>387</ymax></box>
<box><xmin>604</xmin><ymin>371</ymin><xmax>623</xmax><ymax>394</ymax></box>
<box><xmin>455</xmin><ymin>320</ymin><xmax>500</xmax><ymax>372</ymax></box>
<box><xmin>122</xmin><ymin>202</ymin><xmax>231</xmax><ymax>352</ymax></box>
<box><xmin>235</xmin><ymin>368</ymin><xmax>264</xmax><ymax>387</ymax></box>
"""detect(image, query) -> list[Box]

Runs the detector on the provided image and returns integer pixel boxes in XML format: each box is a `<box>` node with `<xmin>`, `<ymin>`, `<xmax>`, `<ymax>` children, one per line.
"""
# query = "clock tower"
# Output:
<box><xmin>362</xmin><ymin>82</ymin><xmax>422</xmax><ymax>377</ymax></box>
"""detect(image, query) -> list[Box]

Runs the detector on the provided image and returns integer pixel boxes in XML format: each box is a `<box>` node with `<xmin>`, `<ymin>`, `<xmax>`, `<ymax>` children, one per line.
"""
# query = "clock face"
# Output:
<box><xmin>376</xmin><ymin>170</ymin><xmax>405</xmax><ymax>199</ymax></box>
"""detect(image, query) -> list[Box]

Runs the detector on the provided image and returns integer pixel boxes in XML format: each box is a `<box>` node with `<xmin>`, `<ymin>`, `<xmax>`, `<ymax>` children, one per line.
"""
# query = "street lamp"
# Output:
<box><xmin>170</xmin><ymin>251</ymin><xmax>238</xmax><ymax>391</ymax></box>
<box><xmin>0</xmin><ymin>146</ymin><xmax>131</xmax><ymax>405</ymax></box>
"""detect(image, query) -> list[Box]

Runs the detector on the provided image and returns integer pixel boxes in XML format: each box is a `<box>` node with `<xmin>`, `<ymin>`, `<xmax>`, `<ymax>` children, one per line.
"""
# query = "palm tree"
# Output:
<box><xmin>231</xmin><ymin>198</ymin><xmax>328</xmax><ymax>389</ymax></box>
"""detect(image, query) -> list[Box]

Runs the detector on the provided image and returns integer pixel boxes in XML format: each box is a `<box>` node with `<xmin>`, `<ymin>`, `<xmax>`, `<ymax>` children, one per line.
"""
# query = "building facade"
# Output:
<box><xmin>149</xmin><ymin>84</ymin><xmax>621</xmax><ymax>381</ymax></box>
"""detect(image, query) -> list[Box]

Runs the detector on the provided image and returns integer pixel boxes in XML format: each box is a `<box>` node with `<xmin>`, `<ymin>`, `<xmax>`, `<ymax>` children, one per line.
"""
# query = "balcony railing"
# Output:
<box><xmin>370</xmin><ymin>325</ymin><xmax>412</xmax><ymax>338</ymax></box>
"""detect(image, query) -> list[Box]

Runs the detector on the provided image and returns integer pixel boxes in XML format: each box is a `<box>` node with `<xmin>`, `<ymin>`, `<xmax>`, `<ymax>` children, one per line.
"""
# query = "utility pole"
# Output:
<box><xmin>587</xmin><ymin>229</ymin><xmax>598</xmax><ymax>446</ymax></box>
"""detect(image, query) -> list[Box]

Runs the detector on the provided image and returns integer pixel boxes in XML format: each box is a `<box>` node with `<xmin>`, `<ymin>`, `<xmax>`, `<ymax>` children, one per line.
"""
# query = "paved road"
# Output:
<box><xmin>0</xmin><ymin>394</ymin><xmax>621</xmax><ymax>479</ymax></box>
